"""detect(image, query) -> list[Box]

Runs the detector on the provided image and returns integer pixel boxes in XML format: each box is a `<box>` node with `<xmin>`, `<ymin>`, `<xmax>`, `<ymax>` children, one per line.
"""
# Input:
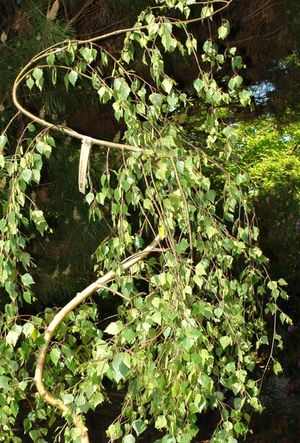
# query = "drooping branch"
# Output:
<box><xmin>34</xmin><ymin>235</ymin><xmax>160</xmax><ymax>443</ymax></box>
<box><xmin>12</xmin><ymin>54</ymin><xmax>144</xmax><ymax>153</ymax></box>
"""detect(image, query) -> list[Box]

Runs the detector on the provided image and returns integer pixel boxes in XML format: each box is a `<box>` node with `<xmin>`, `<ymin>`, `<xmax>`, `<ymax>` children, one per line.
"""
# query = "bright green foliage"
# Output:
<box><xmin>234</xmin><ymin>118</ymin><xmax>300</xmax><ymax>194</ymax></box>
<box><xmin>0</xmin><ymin>1</ymin><xmax>291</xmax><ymax>442</ymax></box>
<box><xmin>232</xmin><ymin>118</ymin><xmax>300</xmax><ymax>285</ymax></box>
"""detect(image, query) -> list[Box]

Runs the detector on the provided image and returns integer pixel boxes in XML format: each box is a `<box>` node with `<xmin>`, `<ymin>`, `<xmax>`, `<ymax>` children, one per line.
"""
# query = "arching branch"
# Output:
<box><xmin>34</xmin><ymin>236</ymin><xmax>161</xmax><ymax>442</ymax></box>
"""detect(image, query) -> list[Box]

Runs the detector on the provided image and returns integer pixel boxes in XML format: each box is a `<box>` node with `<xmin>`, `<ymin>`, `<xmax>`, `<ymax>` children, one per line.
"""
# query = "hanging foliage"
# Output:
<box><xmin>0</xmin><ymin>1</ymin><xmax>291</xmax><ymax>442</ymax></box>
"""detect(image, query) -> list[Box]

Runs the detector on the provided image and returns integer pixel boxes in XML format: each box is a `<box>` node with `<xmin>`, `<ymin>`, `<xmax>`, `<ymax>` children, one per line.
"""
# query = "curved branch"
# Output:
<box><xmin>34</xmin><ymin>235</ymin><xmax>160</xmax><ymax>443</ymax></box>
<box><xmin>11</xmin><ymin>46</ymin><xmax>143</xmax><ymax>153</ymax></box>
<box><xmin>11</xmin><ymin>0</ymin><xmax>233</xmax><ymax>153</ymax></box>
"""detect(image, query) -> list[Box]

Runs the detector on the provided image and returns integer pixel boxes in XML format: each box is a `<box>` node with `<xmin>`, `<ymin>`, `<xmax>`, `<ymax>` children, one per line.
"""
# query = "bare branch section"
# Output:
<box><xmin>34</xmin><ymin>236</ymin><xmax>160</xmax><ymax>442</ymax></box>
<box><xmin>68</xmin><ymin>0</ymin><xmax>95</xmax><ymax>25</ymax></box>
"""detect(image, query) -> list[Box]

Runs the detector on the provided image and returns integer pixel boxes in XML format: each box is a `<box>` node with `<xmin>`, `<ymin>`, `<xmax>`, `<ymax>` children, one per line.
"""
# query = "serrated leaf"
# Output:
<box><xmin>220</xmin><ymin>335</ymin><xmax>232</xmax><ymax>349</ymax></box>
<box><xmin>50</xmin><ymin>348</ymin><xmax>61</xmax><ymax>365</ymax></box>
<box><xmin>201</xmin><ymin>5</ymin><xmax>213</xmax><ymax>19</ymax></box>
<box><xmin>62</xmin><ymin>393</ymin><xmax>74</xmax><ymax>405</ymax></box>
<box><xmin>161</xmin><ymin>78</ymin><xmax>173</xmax><ymax>94</ymax></box>
<box><xmin>155</xmin><ymin>415</ymin><xmax>167</xmax><ymax>429</ymax></box>
<box><xmin>132</xmin><ymin>419</ymin><xmax>147</xmax><ymax>436</ymax></box>
<box><xmin>107</xmin><ymin>423</ymin><xmax>122</xmax><ymax>440</ymax></box>
<box><xmin>104</xmin><ymin>321</ymin><xmax>122</xmax><ymax>335</ymax></box>
<box><xmin>21</xmin><ymin>168</ymin><xmax>32</xmax><ymax>183</ymax></box>
<box><xmin>195</xmin><ymin>262</ymin><xmax>207</xmax><ymax>276</ymax></box>
<box><xmin>80</xmin><ymin>47</ymin><xmax>94</xmax><ymax>64</ymax></box>
<box><xmin>273</xmin><ymin>360</ymin><xmax>283</xmax><ymax>375</ymax></box>
<box><xmin>122</xmin><ymin>434</ymin><xmax>136</xmax><ymax>443</ymax></box>
<box><xmin>32</xmin><ymin>68</ymin><xmax>43</xmax><ymax>81</ymax></box>
<box><xmin>218</xmin><ymin>21</ymin><xmax>230</xmax><ymax>39</ymax></box>
<box><xmin>0</xmin><ymin>376</ymin><xmax>10</xmax><ymax>390</ymax></box>
<box><xmin>228</xmin><ymin>75</ymin><xmax>243</xmax><ymax>91</ymax></box>
<box><xmin>68</xmin><ymin>70</ymin><xmax>78</xmax><ymax>86</ymax></box>
<box><xmin>0</xmin><ymin>134</ymin><xmax>7</xmax><ymax>148</ymax></box>
<box><xmin>46</xmin><ymin>53</ymin><xmax>55</xmax><ymax>66</ymax></box>
<box><xmin>111</xmin><ymin>353</ymin><xmax>131</xmax><ymax>382</ymax></box>
<box><xmin>86</xmin><ymin>192</ymin><xmax>94</xmax><ymax>205</ymax></box>
<box><xmin>6</xmin><ymin>325</ymin><xmax>22</xmax><ymax>347</ymax></box>
<box><xmin>22</xmin><ymin>322</ymin><xmax>34</xmax><ymax>337</ymax></box>
<box><xmin>21</xmin><ymin>273</ymin><xmax>34</xmax><ymax>286</ymax></box>
<box><xmin>193</xmin><ymin>78</ymin><xmax>204</xmax><ymax>94</ymax></box>
<box><xmin>26</xmin><ymin>77</ymin><xmax>34</xmax><ymax>90</ymax></box>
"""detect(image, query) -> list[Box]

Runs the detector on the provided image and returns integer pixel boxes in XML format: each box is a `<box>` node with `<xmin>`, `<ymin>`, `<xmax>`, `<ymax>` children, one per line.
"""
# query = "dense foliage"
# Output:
<box><xmin>0</xmin><ymin>1</ymin><xmax>293</xmax><ymax>442</ymax></box>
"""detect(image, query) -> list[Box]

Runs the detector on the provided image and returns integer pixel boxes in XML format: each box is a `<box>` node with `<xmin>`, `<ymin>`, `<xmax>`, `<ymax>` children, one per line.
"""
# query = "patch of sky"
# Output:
<box><xmin>250</xmin><ymin>81</ymin><xmax>276</xmax><ymax>104</ymax></box>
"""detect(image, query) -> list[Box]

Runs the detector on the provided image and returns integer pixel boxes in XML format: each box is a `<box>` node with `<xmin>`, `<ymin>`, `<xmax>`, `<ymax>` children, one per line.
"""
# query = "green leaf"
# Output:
<box><xmin>50</xmin><ymin>348</ymin><xmax>61</xmax><ymax>366</ymax></box>
<box><xmin>36</xmin><ymin>141</ymin><xmax>52</xmax><ymax>158</ymax></box>
<box><xmin>68</xmin><ymin>70</ymin><xmax>78</xmax><ymax>86</ymax></box>
<box><xmin>0</xmin><ymin>218</ymin><xmax>6</xmax><ymax>233</ymax></box>
<box><xmin>239</xmin><ymin>90</ymin><xmax>251</xmax><ymax>106</ymax></box>
<box><xmin>46</xmin><ymin>53</ymin><xmax>55</xmax><ymax>66</ymax></box>
<box><xmin>111</xmin><ymin>353</ymin><xmax>131</xmax><ymax>382</ymax></box>
<box><xmin>6</xmin><ymin>325</ymin><xmax>22</xmax><ymax>347</ymax></box>
<box><xmin>122</xmin><ymin>435</ymin><xmax>136</xmax><ymax>443</ymax></box>
<box><xmin>21</xmin><ymin>273</ymin><xmax>35</xmax><ymax>286</ymax></box>
<box><xmin>232</xmin><ymin>55</ymin><xmax>243</xmax><ymax>70</ymax></box>
<box><xmin>64</xmin><ymin>73</ymin><xmax>69</xmax><ymax>92</ymax></box>
<box><xmin>220</xmin><ymin>336</ymin><xmax>232</xmax><ymax>349</ymax></box>
<box><xmin>23</xmin><ymin>291</ymin><xmax>32</xmax><ymax>304</ymax></box>
<box><xmin>107</xmin><ymin>423</ymin><xmax>123</xmax><ymax>440</ymax></box>
<box><xmin>22</xmin><ymin>322</ymin><xmax>35</xmax><ymax>337</ymax></box>
<box><xmin>86</xmin><ymin>192</ymin><xmax>94</xmax><ymax>205</ymax></box>
<box><xmin>104</xmin><ymin>321</ymin><xmax>122</xmax><ymax>335</ymax></box>
<box><xmin>21</xmin><ymin>168</ymin><xmax>32</xmax><ymax>183</ymax></box>
<box><xmin>155</xmin><ymin>415</ymin><xmax>167</xmax><ymax>429</ymax></box>
<box><xmin>32</xmin><ymin>68</ymin><xmax>43</xmax><ymax>81</ymax></box>
<box><xmin>149</xmin><ymin>92</ymin><xmax>164</xmax><ymax>108</ymax></box>
<box><xmin>62</xmin><ymin>393</ymin><xmax>74</xmax><ymax>405</ymax></box>
<box><xmin>52</xmin><ymin>67</ymin><xmax>57</xmax><ymax>86</ymax></box>
<box><xmin>206</xmin><ymin>225</ymin><xmax>218</xmax><ymax>239</ymax></box>
<box><xmin>92</xmin><ymin>73</ymin><xmax>100</xmax><ymax>89</ymax></box>
<box><xmin>218</xmin><ymin>21</ymin><xmax>230</xmax><ymax>40</ymax></box>
<box><xmin>27</xmin><ymin>123</ymin><xmax>36</xmax><ymax>132</ymax></box>
<box><xmin>26</xmin><ymin>76</ymin><xmax>34</xmax><ymax>90</ymax></box>
<box><xmin>0</xmin><ymin>376</ymin><xmax>10</xmax><ymax>390</ymax></box>
<box><xmin>228</xmin><ymin>75</ymin><xmax>243</xmax><ymax>91</ymax></box>
<box><xmin>161</xmin><ymin>78</ymin><xmax>173</xmax><ymax>94</ymax></box>
<box><xmin>193</xmin><ymin>78</ymin><xmax>204</xmax><ymax>94</ymax></box>
<box><xmin>201</xmin><ymin>5</ymin><xmax>213</xmax><ymax>19</ymax></box>
<box><xmin>132</xmin><ymin>419</ymin><xmax>147</xmax><ymax>436</ymax></box>
<box><xmin>80</xmin><ymin>47</ymin><xmax>95</xmax><ymax>64</ymax></box>
<box><xmin>195</xmin><ymin>262</ymin><xmax>207</xmax><ymax>276</ymax></box>
<box><xmin>0</xmin><ymin>134</ymin><xmax>7</xmax><ymax>148</ymax></box>
<box><xmin>273</xmin><ymin>360</ymin><xmax>283</xmax><ymax>375</ymax></box>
